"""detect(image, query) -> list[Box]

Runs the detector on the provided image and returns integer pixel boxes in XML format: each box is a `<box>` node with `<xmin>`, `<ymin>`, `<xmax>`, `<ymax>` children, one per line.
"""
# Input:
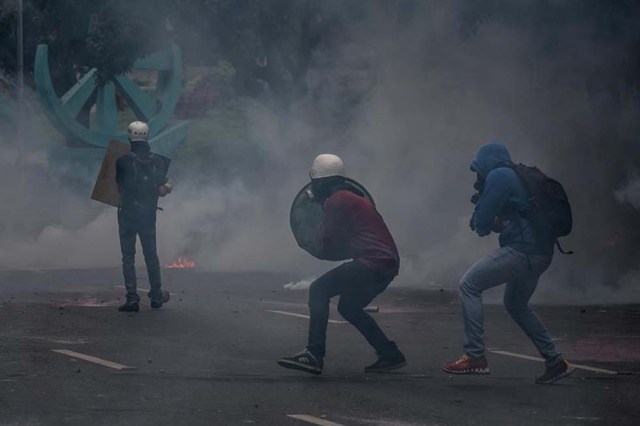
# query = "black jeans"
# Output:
<box><xmin>118</xmin><ymin>209</ymin><xmax>162</xmax><ymax>302</ymax></box>
<box><xmin>307</xmin><ymin>261</ymin><xmax>397</xmax><ymax>359</ymax></box>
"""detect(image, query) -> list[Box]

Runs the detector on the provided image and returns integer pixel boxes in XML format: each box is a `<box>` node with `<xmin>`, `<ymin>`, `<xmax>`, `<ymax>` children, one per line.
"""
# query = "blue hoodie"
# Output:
<box><xmin>470</xmin><ymin>142</ymin><xmax>553</xmax><ymax>256</ymax></box>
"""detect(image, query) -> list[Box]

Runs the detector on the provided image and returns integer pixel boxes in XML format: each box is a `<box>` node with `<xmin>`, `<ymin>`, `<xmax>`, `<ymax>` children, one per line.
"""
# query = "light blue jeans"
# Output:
<box><xmin>459</xmin><ymin>247</ymin><xmax>562</xmax><ymax>365</ymax></box>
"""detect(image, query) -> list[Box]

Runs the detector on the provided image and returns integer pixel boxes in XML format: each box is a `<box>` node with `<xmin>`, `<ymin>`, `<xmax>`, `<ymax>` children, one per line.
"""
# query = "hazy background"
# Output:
<box><xmin>1</xmin><ymin>0</ymin><xmax>640</xmax><ymax>303</ymax></box>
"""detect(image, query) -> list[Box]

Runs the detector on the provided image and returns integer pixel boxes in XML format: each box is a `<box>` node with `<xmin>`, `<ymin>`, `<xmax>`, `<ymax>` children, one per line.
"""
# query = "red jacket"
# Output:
<box><xmin>317</xmin><ymin>189</ymin><xmax>399</xmax><ymax>276</ymax></box>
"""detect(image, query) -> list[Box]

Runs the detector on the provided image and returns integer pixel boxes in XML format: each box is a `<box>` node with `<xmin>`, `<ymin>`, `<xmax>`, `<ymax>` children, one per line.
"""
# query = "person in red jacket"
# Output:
<box><xmin>278</xmin><ymin>154</ymin><xmax>406</xmax><ymax>375</ymax></box>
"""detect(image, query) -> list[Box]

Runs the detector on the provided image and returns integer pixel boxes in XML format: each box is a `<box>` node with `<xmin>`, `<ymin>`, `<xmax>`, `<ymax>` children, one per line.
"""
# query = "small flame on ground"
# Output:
<box><xmin>165</xmin><ymin>256</ymin><xmax>196</xmax><ymax>269</ymax></box>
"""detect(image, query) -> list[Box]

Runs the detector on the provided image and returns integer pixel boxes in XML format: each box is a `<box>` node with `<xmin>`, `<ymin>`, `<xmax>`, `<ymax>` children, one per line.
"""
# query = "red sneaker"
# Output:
<box><xmin>441</xmin><ymin>354</ymin><xmax>490</xmax><ymax>375</ymax></box>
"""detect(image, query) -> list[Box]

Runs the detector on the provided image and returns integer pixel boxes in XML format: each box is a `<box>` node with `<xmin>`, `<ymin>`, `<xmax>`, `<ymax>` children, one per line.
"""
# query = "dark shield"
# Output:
<box><xmin>289</xmin><ymin>178</ymin><xmax>374</xmax><ymax>259</ymax></box>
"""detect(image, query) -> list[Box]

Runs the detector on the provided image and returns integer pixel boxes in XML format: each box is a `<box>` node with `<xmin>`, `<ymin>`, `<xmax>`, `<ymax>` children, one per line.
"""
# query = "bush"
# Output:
<box><xmin>176</xmin><ymin>60</ymin><xmax>236</xmax><ymax>118</ymax></box>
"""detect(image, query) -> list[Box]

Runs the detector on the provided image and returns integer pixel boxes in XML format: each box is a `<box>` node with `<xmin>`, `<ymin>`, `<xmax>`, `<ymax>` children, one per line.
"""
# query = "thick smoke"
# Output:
<box><xmin>2</xmin><ymin>1</ymin><xmax>640</xmax><ymax>304</ymax></box>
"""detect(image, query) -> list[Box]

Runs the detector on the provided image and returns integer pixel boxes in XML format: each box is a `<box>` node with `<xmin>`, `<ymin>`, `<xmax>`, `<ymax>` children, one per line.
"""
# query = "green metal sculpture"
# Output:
<box><xmin>34</xmin><ymin>42</ymin><xmax>187</xmax><ymax>159</ymax></box>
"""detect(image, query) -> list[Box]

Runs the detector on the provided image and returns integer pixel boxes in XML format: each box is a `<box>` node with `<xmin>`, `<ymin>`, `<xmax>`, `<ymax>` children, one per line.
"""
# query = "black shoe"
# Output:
<box><xmin>118</xmin><ymin>300</ymin><xmax>139</xmax><ymax>312</ymax></box>
<box><xmin>535</xmin><ymin>360</ymin><xmax>575</xmax><ymax>384</ymax></box>
<box><xmin>150</xmin><ymin>290</ymin><xmax>170</xmax><ymax>309</ymax></box>
<box><xmin>365</xmin><ymin>350</ymin><xmax>407</xmax><ymax>373</ymax></box>
<box><xmin>278</xmin><ymin>349</ymin><xmax>323</xmax><ymax>375</ymax></box>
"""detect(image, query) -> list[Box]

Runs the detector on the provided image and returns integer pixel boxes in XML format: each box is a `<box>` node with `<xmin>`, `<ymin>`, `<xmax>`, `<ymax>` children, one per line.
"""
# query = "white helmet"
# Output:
<box><xmin>309</xmin><ymin>154</ymin><xmax>345</xmax><ymax>179</ymax></box>
<box><xmin>127</xmin><ymin>121</ymin><xmax>149</xmax><ymax>142</ymax></box>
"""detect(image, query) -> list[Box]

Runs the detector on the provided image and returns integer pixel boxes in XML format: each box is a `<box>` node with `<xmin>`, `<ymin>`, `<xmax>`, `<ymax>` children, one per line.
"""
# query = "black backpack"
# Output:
<box><xmin>508</xmin><ymin>163</ymin><xmax>573</xmax><ymax>254</ymax></box>
<box><xmin>127</xmin><ymin>152</ymin><xmax>159</xmax><ymax>205</ymax></box>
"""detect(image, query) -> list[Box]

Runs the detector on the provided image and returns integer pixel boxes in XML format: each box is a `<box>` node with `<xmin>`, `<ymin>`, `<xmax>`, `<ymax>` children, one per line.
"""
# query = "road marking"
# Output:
<box><xmin>561</xmin><ymin>417</ymin><xmax>601</xmax><ymax>422</ymax></box>
<box><xmin>52</xmin><ymin>349</ymin><xmax>136</xmax><ymax>370</ymax></box>
<box><xmin>287</xmin><ymin>414</ymin><xmax>346</xmax><ymax>426</ymax></box>
<box><xmin>489</xmin><ymin>350</ymin><xmax>618</xmax><ymax>375</ymax></box>
<box><xmin>259</xmin><ymin>300</ymin><xmax>308</xmax><ymax>307</ymax></box>
<box><xmin>266</xmin><ymin>310</ymin><xmax>347</xmax><ymax>324</ymax></box>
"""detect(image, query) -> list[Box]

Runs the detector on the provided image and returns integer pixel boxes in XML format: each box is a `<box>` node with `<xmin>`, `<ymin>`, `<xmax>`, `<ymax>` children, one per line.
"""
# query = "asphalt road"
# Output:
<box><xmin>0</xmin><ymin>268</ymin><xmax>638</xmax><ymax>425</ymax></box>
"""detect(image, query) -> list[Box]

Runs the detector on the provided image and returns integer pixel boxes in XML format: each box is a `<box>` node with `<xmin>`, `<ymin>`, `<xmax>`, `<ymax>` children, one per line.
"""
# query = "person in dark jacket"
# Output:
<box><xmin>116</xmin><ymin>121</ymin><xmax>173</xmax><ymax>312</ymax></box>
<box><xmin>441</xmin><ymin>142</ymin><xmax>574</xmax><ymax>384</ymax></box>
<box><xmin>278</xmin><ymin>154</ymin><xmax>406</xmax><ymax>375</ymax></box>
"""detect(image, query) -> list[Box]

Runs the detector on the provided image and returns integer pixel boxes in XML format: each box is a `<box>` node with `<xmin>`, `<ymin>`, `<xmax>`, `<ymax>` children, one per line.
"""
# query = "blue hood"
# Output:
<box><xmin>470</xmin><ymin>142</ymin><xmax>512</xmax><ymax>178</ymax></box>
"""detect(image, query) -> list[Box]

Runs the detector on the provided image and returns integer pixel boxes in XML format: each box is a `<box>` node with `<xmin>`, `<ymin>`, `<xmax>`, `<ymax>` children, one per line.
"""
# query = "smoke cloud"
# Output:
<box><xmin>615</xmin><ymin>172</ymin><xmax>640</xmax><ymax>209</ymax></box>
<box><xmin>2</xmin><ymin>1</ymin><xmax>640</xmax><ymax>304</ymax></box>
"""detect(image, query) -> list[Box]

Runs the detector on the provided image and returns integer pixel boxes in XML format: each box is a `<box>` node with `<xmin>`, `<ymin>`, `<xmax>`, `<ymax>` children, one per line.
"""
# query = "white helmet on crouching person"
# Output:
<box><xmin>127</xmin><ymin>121</ymin><xmax>149</xmax><ymax>142</ymax></box>
<box><xmin>309</xmin><ymin>154</ymin><xmax>345</xmax><ymax>179</ymax></box>
<box><xmin>309</xmin><ymin>154</ymin><xmax>347</xmax><ymax>202</ymax></box>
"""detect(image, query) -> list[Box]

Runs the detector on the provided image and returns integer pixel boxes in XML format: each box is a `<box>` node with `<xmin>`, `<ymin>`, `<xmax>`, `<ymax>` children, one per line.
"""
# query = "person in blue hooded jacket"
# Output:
<box><xmin>441</xmin><ymin>142</ymin><xmax>574</xmax><ymax>384</ymax></box>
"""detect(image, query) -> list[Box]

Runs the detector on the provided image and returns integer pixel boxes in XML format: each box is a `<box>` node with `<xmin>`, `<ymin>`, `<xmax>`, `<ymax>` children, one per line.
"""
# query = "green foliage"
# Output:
<box><xmin>85</xmin><ymin>2</ymin><xmax>156</xmax><ymax>86</ymax></box>
<box><xmin>0</xmin><ymin>0</ymin><xmax>364</xmax><ymax>96</ymax></box>
<box><xmin>2</xmin><ymin>0</ymin><xmax>640</xmax><ymax>97</ymax></box>
<box><xmin>0</xmin><ymin>0</ymin><xmax>169</xmax><ymax>89</ymax></box>
<box><xmin>177</xmin><ymin>60</ymin><xmax>237</xmax><ymax>118</ymax></box>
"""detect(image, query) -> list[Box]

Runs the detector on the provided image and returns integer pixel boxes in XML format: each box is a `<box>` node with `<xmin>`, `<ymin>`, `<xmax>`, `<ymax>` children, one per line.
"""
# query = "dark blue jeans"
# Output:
<box><xmin>118</xmin><ymin>209</ymin><xmax>162</xmax><ymax>302</ymax></box>
<box><xmin>307</xmin><ymin>261</ymin><xmax>397</xmax><ymax>359</ymax></box>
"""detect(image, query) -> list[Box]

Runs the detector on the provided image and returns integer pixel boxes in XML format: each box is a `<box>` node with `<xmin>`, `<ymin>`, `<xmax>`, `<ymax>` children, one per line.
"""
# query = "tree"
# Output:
<box><xmin>0</xmin><ymin>0</ymin><xmax>168</xmax><ymax>90</ymax></box>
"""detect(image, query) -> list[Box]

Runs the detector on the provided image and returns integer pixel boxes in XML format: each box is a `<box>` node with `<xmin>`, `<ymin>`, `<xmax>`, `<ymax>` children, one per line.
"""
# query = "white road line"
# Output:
<box><xmin>266</xmin><ymin>310</ymin><xmax>347</xmax><ymax>324</ymax></box>
<box><xmin>488</xmin><ymin>350</ymin><xmax>618</xmax><ymax>375</ymax></box>
<box><xmin>561</xmin><ymin>417</ymin><xmax>601</xmax><ymax>422</ymax></box>
<box><xmin>52</xmin><ymin>349</ymin><xmax>136</xmax><ymax>370</ymax></box>
<box><xmin>287</xmin><ymin>414</ymin><xmax>346</xmax><ymax>426</ymax></box>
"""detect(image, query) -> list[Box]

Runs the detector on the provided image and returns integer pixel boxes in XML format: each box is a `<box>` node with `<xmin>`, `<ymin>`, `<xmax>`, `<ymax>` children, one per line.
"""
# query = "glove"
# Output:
<box><xmin>491</xmin><ymin>217</ymin><xmax>509</xmax><ymax>233</ymax></box>
<box><xmin>469</xmin><ymin>212</ymin><xmax>476</xmax><ymax>231</ymax></box>
<box><xmin>157</xmin><ymin>180</ymin><xmax>173</xmax><ymax>197</ymax></box>
<box><xmin>473</xmin><ymin>175</ymin><xmax>485</xmax><ymax>191</ymax></box>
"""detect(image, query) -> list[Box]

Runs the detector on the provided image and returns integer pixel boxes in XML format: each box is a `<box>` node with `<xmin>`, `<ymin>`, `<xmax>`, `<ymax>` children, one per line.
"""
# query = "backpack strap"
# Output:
<box><xmin>127</xmin><ymin>152</ymin><xmax>138</xmax><ymax>183</ymax></box>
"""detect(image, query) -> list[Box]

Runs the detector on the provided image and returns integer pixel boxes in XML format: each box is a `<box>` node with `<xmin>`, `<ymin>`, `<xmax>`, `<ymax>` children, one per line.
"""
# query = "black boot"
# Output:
<box><xmin>118</xmin><ymin>299</ymin><xmax>139</xmax><ymax>312</ymax></box>
<box><xmin>365</xmin><ymin>347</ymin><xmax>407</xmax><ymax>373</ymax></box>
<box><xmin>149</xmin><ymin>290</ymin><xmax>170</xmax><ymax>309</ymax></box>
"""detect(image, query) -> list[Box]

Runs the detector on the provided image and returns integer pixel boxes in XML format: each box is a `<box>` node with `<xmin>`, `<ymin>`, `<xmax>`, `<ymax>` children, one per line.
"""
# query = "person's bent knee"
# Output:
<box><xmin>309</xmin><ymin>279</ymin><xmax>328</xmax><ymax>297</ymax></box>
<box><xmin>337</xmin><ymin>300</ymin><xmax>361</xmax><ymax>321</ymax></box>
<box><xmin>504</xmin><ymin>300</ymin><xmax>528</xmax><ymax>319</ymax></box>
<box><xmin>459</xmin><ymin>276</ymin><xmax>479</xmax><ymax>297</ymax></box>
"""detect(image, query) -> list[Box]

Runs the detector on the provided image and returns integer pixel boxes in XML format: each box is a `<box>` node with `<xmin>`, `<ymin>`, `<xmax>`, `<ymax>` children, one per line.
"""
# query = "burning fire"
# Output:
<box><xmin>165</xmin><ymin>256</ymin><xmax>196</xmax><ymax>269</ymax></box>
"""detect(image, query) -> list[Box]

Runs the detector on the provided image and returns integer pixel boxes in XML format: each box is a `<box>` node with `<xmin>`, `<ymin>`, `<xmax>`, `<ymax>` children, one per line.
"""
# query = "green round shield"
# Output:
<box><xmin>289</xmin><ymin>179</ymin><xmax>374</xmax><ymax>259</ymax></box>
